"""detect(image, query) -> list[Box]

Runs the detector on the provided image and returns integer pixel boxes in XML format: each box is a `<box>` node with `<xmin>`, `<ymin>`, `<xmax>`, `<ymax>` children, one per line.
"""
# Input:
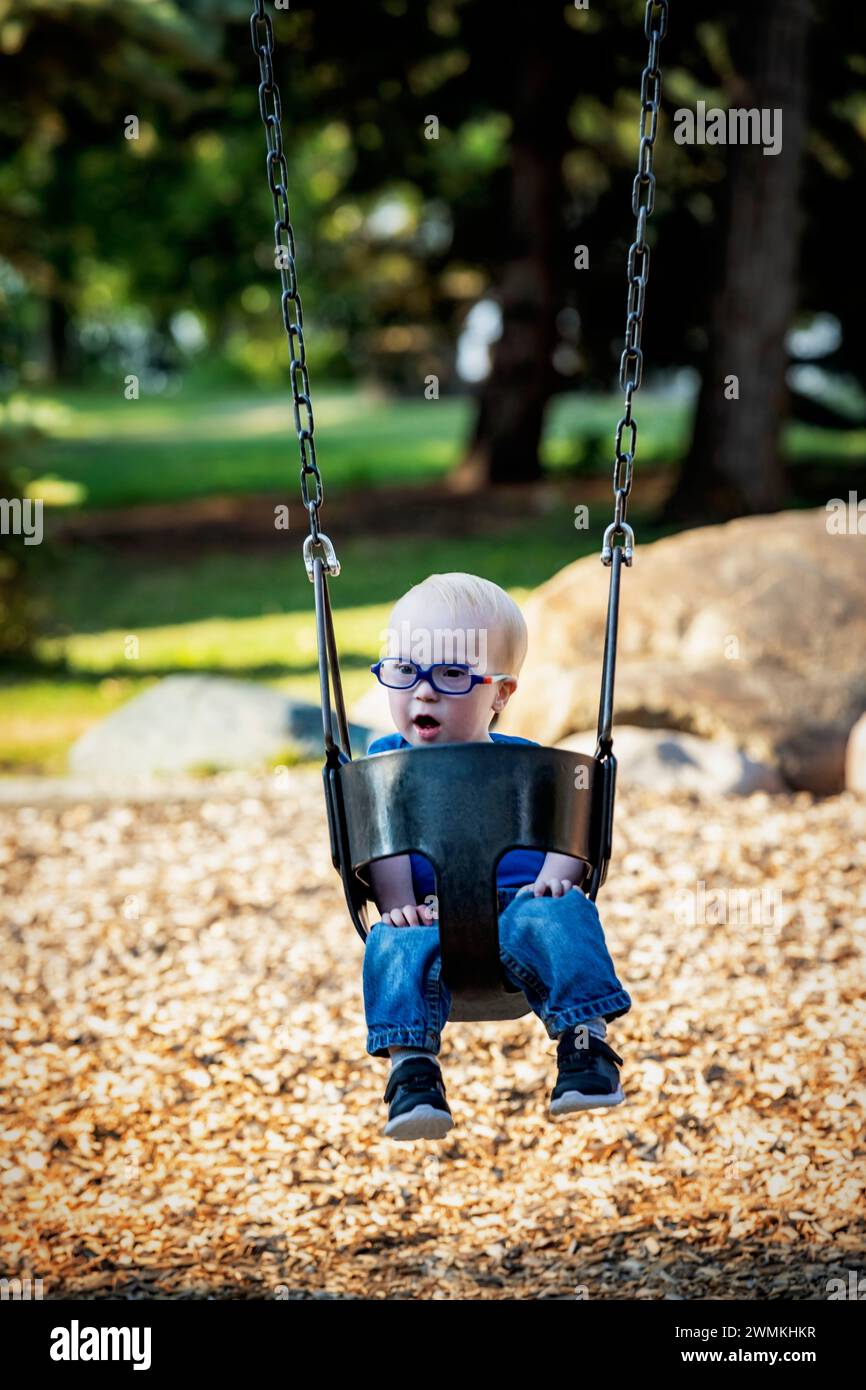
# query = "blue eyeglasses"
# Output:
<box><xmin>370</xmin><ymin>658</ymin><xmax>513</xmax><ymax>695</ymax></box>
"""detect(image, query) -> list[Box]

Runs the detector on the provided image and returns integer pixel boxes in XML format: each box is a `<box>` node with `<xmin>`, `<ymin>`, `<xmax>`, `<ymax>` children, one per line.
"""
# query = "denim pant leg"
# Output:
<box><xmin>498</xmin><ymin>890</ymin><xmax>632</xmax><ymax>1040</ymax></box>
<box><xmin>363</xmin><ymin>922</ymin><xmax>452</xmax><ymax>1058</ymax></box>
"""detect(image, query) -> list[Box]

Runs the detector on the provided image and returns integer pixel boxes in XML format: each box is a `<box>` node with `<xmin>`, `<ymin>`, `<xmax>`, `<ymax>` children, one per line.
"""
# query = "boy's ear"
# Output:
<box><xmin>493</xmin><ymin>676</ymin><xmax>518</xmax><ymax>710</ymax></box>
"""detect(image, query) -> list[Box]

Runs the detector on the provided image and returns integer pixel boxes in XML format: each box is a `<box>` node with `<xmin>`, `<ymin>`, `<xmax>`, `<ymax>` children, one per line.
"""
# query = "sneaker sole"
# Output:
<box><xmin>384</xmin><ymin>1104</ymin><xmax>454</xmax><ymax>1141</ymax></box>
<box><xmin>550</xmin><ymin>1084</ymin><xmax>625</xmax><ymax>1115</ymax></box>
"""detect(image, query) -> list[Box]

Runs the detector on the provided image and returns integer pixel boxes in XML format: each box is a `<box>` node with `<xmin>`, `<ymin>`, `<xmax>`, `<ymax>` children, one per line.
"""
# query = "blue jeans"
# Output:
<box><xmin>363</xmin><ymin>884</ymin><xmax>632</xmax><ymax>1057</ymax></box>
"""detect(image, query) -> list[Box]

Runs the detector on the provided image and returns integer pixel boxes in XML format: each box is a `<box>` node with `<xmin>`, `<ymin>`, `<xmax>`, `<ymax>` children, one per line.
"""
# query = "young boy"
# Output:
<box><xmin>363</xmin><ymin>572</ymin><xmax>632</xmax><ymax>1141</ymax></box>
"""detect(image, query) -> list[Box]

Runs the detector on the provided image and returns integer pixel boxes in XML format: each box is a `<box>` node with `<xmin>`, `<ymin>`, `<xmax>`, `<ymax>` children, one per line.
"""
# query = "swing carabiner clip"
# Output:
<box><xmin>304</xmin><ymin>532</ymin><xmax>341</xmax><ymax>581</ymax></box>
<box><xmin>601</xmin><ymin>522</ymin><xmax>635</xmax><ymax>566</ymax></box>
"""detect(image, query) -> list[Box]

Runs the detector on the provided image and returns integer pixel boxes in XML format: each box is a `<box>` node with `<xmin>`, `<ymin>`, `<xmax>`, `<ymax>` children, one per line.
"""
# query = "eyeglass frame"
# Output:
<box><xmin>370</xmin><ymin>658</ymin><xmax>515</xmax><ymax>695</ymax></box>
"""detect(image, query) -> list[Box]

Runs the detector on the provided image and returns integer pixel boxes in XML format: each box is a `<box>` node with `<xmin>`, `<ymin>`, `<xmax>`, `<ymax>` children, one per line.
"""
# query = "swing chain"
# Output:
<box><xmin>602</xmin><ymin>0</ymin><xmax>668</xmax><ymax>567</ymax></box>
<box><xmin>250</xmin><ymin>1</ymin><xmax>340</xmax><ymax>581</ymax></box>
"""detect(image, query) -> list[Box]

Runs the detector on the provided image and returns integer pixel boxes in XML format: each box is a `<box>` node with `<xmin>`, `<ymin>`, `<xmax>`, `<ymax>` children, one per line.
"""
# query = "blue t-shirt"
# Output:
<box><xmin>365</xmin><ymin>730</ymin><xmax>546</xmax><ymax>900</ymax></box>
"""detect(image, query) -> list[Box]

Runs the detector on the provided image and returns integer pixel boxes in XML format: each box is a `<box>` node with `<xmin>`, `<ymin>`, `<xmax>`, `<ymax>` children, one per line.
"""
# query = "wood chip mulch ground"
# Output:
<box><xmin>1</xmin><ymin>771</ymin><xmax>864</xmax><ymax>1299</ymax></box>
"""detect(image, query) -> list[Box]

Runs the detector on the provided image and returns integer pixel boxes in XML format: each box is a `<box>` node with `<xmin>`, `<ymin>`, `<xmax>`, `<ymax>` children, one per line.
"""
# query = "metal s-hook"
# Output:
<box><xmin>601</xmin><ymin>522</ymin><xmax>635</xmax><ymax>566</ymax></box>
<box><xmin>304</xmin><ymin>532</ymin><xmax>341</xmax><ymax>581</ymax></box>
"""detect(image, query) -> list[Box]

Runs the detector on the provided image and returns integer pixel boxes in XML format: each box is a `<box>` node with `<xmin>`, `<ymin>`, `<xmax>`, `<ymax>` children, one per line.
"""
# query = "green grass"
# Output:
<box><xmin>0</xmin><ymin>675</ymin><xmax>155</xmax><ymax>775</ymax></box>
<box><xmin>38</xmin><ymin>519</ymin><xmax>632</xmax><ymax>635</ymax></box>
<box><xmin>3</xmin><ymin>382</ymin><xmax>693</xmax><ymax>512</ymax></box>
<box><xmin>4</xmin><ymin>381</ymin><xmax>862</xmax><ymax>515</ymax></box>
<box><xmin>5</xmin><ymin>387</ymin><xmax>468</xmax><ymax>510</ymax></box>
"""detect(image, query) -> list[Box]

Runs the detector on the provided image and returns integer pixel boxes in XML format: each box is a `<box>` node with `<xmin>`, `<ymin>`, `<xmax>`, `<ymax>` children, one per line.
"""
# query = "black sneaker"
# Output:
<box><xmin>383</xmin><ymin>1056</ymin><xmax>454</xmax><ymax>1141</ymax></box>
<box><xmin>550</xmin><ymin>1027</ymin><xmax>625</xmax><ymax>1116</ymax></box>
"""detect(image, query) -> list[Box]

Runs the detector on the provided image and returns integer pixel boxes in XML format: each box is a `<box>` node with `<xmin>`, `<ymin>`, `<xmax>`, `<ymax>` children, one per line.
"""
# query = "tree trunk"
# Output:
<box><xmin>44</xmin><ymin>143</ymin><xmax>81</xmax><ymax>384</ymax></box>
<box><xmin>47</xmin><ymin>293</ymin><xmax>74</xmax><ymax>382</ymax></box>
<box><xmin>661</xmin><ymin>0</ymin><xmax>813</xmax><ymax>524</ymax></box>
<box><xmin>450</xmin><ymin>15</ymin><xmax>572</xmax><ymax>492</ymax></box>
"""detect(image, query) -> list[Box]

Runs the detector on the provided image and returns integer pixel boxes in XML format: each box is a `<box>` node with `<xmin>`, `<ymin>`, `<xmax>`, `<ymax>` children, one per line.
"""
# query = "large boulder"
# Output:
<box><xmin>496</xmin><ymin>507</ymin><xmax>866</xmax><ymax>794</ymax></box>
<box><xmin>69</xmin><ymin>675</ymin><xmax>372</xmax><ymax>778</ymax></box>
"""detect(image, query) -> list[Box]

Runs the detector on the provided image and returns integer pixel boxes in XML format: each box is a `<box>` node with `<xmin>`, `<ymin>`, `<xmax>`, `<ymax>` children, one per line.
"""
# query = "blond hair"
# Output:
<box><xmin>391</xmin><ymin>572</ymin><xmax>528</xmax><ymax>676</ymax></box>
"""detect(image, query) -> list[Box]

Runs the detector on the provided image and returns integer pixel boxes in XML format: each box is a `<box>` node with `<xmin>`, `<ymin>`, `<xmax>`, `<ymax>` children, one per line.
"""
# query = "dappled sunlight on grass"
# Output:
<box><xmin>24</xmin><ymin>476</ymin><xmax>87</xmax><ymax>507</ymax></box>
<box><xmin>0</xmin><ymin>394</ymin><xmax>77</xmax><ymax>433</ymax></box>
<box><xmin>39</xmin><ymin>603</ymin><xmax>389</xmax><ymax>689</ymax></box>
<box><xmin>7</xmin><ymin>389</ymin><xmax>398</xmax><ymax>444</ymax></box>
<box><xmin>4</xmin><ymin>384</ymin><xmax>683</xmax><ymax>508</ymax></box>
<box><xmin>36</xmin><ymin>526</ymin><xmax>587</xmax><ymax>635</ymax></box>
<box><xmin>3</xmin><ymin>384</ymin><xmax>467</xmax><ymax>440</ymax></box>
<box><xmin>5</xmin><ymin>394</ymin><xmax>468</xmax><ymax>508</ymax></box>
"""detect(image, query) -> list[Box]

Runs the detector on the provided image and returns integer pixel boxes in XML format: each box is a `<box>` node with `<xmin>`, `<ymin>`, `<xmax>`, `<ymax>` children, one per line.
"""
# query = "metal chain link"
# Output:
<box><xmin>251</xmin><ymin>0</ymin><xmax>664</xmax><ymax>577</ymax></box>
<box><xmin>602</xmin><ymin>0</ymin><xmax>668</xmax><ymax>567</ymax></box>
<box><xmin>249</xmin><ymin>1</ymin><xmax>340</xmax><ymax>580</ymax></box>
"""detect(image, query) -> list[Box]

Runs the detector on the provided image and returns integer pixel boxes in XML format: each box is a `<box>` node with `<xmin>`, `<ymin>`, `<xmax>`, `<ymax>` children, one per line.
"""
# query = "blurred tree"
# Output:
<box><xmin>0</xmin><ymin>0</ymin><xmax>225</xmax><ymax>380</ymax></box>
<box><xmin>288</xmin><ymin>0</ymin><xmax>866</xmax><ymax>499</ymax></box>
<box><xmin>660</xmin><ymin>0</ymin><xmax>813</xmax><ymax>521</ymax></box>
<box><xmin>452</xmin><ymin>2</ymin><xmax>575</xmax><ymax>486</ymax></box>
<box><xmin>1</xmin><ymin>0</ymin><xmax>864</xmax><ymax>512</ymax></box>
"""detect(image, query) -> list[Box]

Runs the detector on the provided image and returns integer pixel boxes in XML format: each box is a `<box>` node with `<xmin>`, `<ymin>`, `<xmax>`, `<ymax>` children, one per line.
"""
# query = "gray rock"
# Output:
<box><xmin>68</xmin><ymin>675</ymin><xmax>370</xmax><ymax>778</ymax></box>
<box><xmin>558</xmin><ymin>726</ymin><xmax>786</xmax><ymax>796</ymax></box>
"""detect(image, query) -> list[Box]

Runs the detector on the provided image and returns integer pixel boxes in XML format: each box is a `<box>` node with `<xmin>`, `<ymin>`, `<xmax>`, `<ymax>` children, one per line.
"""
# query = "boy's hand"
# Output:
<box><xmin>517</xmin><ymin>855</ymin><xmax>589</xmax><ymax>898</ymax></box>
<box><xmin>380</xmin><ymin>902</ymin><xmax>436</xmax><ymax>928</ymax></box>
<box><xmin>522</xmin><ymin>877</ymin><xmax>581</xmax><ymax>898</ymax></box>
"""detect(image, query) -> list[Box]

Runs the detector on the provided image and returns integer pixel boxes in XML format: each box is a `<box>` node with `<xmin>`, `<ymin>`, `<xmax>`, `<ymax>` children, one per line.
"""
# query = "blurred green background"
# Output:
<box><xmin>1</xmin><ymin>0</ymin><xmax>864</xmax><ymax>772</ymax></box>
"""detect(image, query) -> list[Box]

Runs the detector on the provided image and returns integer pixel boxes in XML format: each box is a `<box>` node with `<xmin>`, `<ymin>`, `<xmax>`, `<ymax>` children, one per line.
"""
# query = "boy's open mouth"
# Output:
<box><xmin>412</xmin><ymin>713</ymin><xmax>441</xmax><ymax>738</ymax></box>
